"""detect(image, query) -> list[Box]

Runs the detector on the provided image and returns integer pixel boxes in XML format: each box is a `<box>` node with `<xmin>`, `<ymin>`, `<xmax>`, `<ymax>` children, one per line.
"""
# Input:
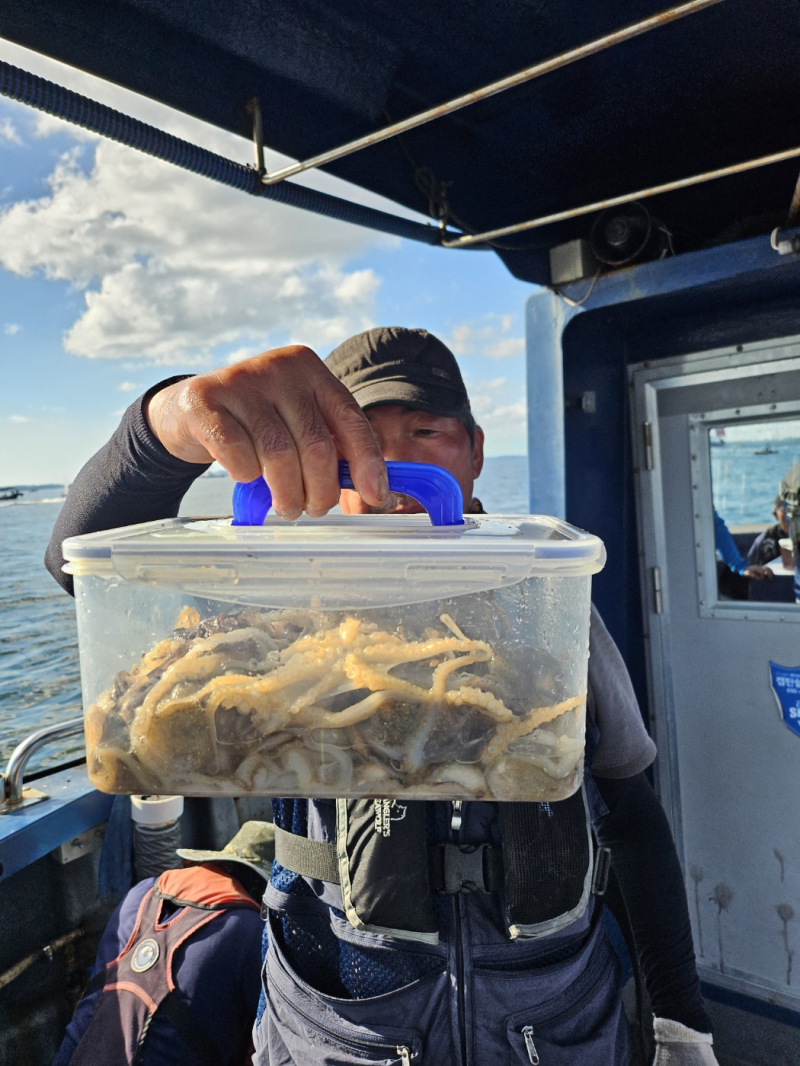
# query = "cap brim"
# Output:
<box><xmin>175</xmin><ymin>848</ymin><xmax>271</xmax><ymax>882</ymax></box>
<box><xmin>353</xmin><ymin>379</ymin><xmax>467</xmax><ymax>418</ymax></box>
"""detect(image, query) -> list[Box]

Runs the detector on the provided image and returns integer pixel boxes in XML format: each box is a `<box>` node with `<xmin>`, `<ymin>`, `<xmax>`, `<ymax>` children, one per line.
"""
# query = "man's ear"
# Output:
<box><xmin>472</xmin><ymin>425</ymin><xmax>485</xmax><ymax>479</ymax></box>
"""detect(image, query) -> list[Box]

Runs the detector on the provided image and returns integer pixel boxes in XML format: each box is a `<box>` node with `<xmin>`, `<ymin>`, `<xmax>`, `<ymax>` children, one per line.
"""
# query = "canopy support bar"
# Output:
<box><xmin>260</xmin><ymin>0</ymin><xmax>725</xmax><ymax>187</ymax></box>
<box><xmin>0</xmin><ymin>60</ymin><xmax>451</xmax><ymax>247</ymax></box>
<box><xmin>442</xmin><ymin>144</ymin><xmax>800</xmax><ymax>249</ymax></box>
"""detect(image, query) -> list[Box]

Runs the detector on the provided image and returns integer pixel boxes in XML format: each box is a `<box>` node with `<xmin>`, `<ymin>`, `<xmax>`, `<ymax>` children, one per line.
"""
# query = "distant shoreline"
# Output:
<box><xmin>6</xmin><ymin>455</ymin><xmax>529</xmax><ymax>489</ymax></box>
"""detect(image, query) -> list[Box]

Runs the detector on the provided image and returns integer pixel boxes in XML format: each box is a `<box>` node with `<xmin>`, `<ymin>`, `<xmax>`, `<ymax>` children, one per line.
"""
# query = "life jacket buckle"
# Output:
<box><xmin>430</xmin><ymin>842</ymin><xmax>502</xmax><ymax>894</ymax></box>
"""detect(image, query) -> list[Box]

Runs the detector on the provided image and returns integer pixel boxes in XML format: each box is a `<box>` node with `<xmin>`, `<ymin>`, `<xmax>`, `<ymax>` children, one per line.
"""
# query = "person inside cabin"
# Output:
<box><xmin>53</xmin><ymin>821</ymin><xmax>274</xmax><ymax>1066</ymax></box>
<box><xmin>713</xmin><ymin>507</ymin><xmax>773</xmax><ymax>583</ymax></box>
<box><xmin>745</xmin><ymin>496</ymin><xmax>787</xmax><ymax>568</ymax></box>
<box><xmin>778</xmin><ymin>459</ymin><xmax>800</xmax><ymax>602</ymax></box>
<box><xmin>47</xmin><ymin>328</ymin><xmax>719</xmax><ymax>1066</ymax></box>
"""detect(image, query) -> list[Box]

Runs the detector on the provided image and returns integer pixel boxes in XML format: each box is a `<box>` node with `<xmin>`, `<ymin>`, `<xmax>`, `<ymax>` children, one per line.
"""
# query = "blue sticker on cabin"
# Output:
<box><xmin>769</xmin><ymin>662</ymin><xmax>800</xmax><ymax>739</ymax></box>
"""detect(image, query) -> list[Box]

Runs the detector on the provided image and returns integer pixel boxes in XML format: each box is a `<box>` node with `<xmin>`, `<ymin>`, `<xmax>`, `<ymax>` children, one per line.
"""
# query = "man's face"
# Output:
<box><xmin>339</xmin><ymin>404</ymin><xmax>484</xmax><ymax>514</ymax></box>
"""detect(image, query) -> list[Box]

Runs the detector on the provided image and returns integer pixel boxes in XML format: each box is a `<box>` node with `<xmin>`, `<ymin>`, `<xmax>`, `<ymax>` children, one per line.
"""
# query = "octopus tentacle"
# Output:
<box><xmin>91</xmin><ymin>604</ymin><xmax>587</xmax><ymax>801</ymax></box>
<box><xmin>484</xmin><ymin>694</ymin><xmax>586</xmax><ymax>758</ymax></box>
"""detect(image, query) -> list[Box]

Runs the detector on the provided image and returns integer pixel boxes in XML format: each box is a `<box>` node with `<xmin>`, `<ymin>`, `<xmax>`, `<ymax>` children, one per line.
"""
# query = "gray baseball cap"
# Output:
<box><xmin>176</xmin><ymin>820</ymin><xmax>275</xmax><ymax>883</ymax></box>
<box><xmin>325</xmin><ymin>327</ymin><xmax>474</xmax><ymax>428</ymax></box>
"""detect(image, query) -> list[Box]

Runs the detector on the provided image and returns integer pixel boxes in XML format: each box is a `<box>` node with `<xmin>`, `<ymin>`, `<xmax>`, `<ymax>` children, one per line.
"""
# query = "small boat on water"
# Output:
<box><xmin>0</xmin><ymin>488</ymin><xmax>22</xmax><ymax>501</ymax></box>
<box><xmin>753</xmin><ymin>446</ymin><xmax>778</xmax><ymax>455</ymax></box>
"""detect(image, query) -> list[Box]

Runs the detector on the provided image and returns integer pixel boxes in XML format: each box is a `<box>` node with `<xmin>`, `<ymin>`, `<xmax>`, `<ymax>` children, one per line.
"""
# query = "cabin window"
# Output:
<box><xmin>692</xmin><ymin>409</ymin><xmax>800</xmax><ymax>615</ymax></box>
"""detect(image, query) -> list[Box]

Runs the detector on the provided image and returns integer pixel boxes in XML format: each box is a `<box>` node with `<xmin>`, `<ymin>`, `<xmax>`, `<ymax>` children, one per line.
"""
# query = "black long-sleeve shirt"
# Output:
<box><xmin>45</xmin><ymin>387</ymin><xmax>710</xmax><ymax>1033</ymax></box>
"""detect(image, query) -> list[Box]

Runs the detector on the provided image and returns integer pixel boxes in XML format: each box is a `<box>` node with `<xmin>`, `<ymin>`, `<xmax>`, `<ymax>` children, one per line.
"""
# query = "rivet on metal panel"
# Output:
<box><xmin>52</xmin><ymin>822</ymin><xmax>107</xmax><ymax>864</ymax></box>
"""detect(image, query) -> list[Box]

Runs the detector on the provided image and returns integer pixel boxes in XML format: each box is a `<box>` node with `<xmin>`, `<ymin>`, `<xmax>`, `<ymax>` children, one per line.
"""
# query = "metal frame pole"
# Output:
<box><xmin>260</xmin><ymin>0</ymin><xmax>725</xmax><ymax>187</ymax></box>
<box><xmin>442</xmin><ymin>144</ymin><xmax>800</xmax><ymax>248</ymax></box>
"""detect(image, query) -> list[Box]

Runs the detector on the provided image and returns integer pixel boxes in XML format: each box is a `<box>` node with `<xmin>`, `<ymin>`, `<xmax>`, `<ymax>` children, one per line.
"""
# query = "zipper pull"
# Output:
<box><xmin>521</xmin><ymin>1025</ymin><xmax>539</xmax><ymax>1065</ymax></box>
<box><xmin>451</xmin><ymin>799</ymin><xmax>463</xmax><ymax>833</ymax></box>
<box><xmin>396</xmin><ymin>1046</ymin><xmax>411</xmax><ymax>1065</ymax></box>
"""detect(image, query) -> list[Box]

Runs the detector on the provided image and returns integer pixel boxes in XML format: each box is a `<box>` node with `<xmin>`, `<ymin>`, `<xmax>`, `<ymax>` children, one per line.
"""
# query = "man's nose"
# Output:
<box><xmin>379</xmin><ymin>439</ymin><xmax>422</xmax><ymax>464</ymax></box>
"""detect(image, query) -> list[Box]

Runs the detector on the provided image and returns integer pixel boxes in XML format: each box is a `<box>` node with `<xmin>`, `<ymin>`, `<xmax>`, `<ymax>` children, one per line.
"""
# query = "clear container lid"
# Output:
<box><xmin>63</xmin><ymin>513</ymin><xmax>606</xmax><ymax>609</ymax></box>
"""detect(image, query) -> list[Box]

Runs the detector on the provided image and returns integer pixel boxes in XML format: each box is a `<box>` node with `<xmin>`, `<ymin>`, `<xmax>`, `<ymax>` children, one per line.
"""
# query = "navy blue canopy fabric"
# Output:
<box><xmin>2</xmin><ymin>0</ymin><xmax>799</xmax><ymax>283</ymax></box>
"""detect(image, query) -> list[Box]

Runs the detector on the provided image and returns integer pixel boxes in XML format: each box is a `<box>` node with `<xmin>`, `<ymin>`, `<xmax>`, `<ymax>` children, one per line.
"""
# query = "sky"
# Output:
<box><xmin>714</xmin><ymin>419</ymin><xmax>800</xmax><ymax>443</ymax></box>
<box><xmin>0</xmin><ymin>38</ymin><xmax>535</xmax><ymax>486</ymax></box>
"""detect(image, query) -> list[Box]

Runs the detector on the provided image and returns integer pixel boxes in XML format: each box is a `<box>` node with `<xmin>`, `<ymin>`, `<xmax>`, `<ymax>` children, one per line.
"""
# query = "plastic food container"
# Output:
<box><xmin>63</xmin><ymin>462</ymin><xmax>605</xmax><ymax>803</ymax></box>
<box><xmin>779</xmin><ymin>537</ymin><xmax>795</xmax><ymax>570</ymax></box>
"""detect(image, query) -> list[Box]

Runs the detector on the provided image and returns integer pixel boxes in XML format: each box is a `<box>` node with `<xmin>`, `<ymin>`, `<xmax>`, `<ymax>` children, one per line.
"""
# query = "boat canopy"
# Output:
<box><xmin>1</xmin><ymin>0</ymin><xmax>799</xmax><ymax>284</ymax></box>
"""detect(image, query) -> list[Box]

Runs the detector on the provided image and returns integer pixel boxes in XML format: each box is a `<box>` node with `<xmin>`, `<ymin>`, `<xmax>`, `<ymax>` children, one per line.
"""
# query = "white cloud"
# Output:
<box><xmin>463</xmin><ymin>374</ymin><xmax>526</xmax><ymax>446</ymax></box>
<box><xmin>0</xmin><ymin>37</ymin><xmax>437</xmax><ymax>367</ymax></box>
<box><xmin>117</xmin><ymin>381</ymin><xmax>139</xmax><ymax>391</ymax></box>
<box><xmin>4</xmin><ymin>323</ymin><xmax>20</xmax><ymax>335</ymax></box>
<box><xmin>0</xmin><ymin>140</ymin><xmax>386</xmax><ymax>362</ymax></box>
<box><xmin>449</xmin><ymin>313</ymin><xmax>524</xmax><ymax>360</ymax></box>
<box><xmin>0</xmin><ymin>118</ymin><xmax>21</xmax><ymax>145</ymax></box>
<box><xmin>226</xmin><ymin>345</ymin><xmax>265</xmax><ymax>365</ymax></box>
<box><xmin>10</xmin><ymin>414</ymin><xmax>30</xmax><ymax>422</ymax></box>
<box><xmin>33</xmin><ymin>111</ymin><xmax>97</xmax><ymax>142</ymax></box>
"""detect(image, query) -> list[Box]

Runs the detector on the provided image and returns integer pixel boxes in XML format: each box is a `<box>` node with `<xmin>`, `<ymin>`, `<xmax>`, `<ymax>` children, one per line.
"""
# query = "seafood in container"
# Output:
<box><xmin>63</xmin><ymin>462</ymin><xmax>605</xmax><ymax>802</ymax></box>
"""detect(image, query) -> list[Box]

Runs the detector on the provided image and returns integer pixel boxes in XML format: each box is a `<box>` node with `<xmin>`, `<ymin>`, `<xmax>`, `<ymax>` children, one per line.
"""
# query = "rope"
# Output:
<box><xmin>0</xmin><ymin>60</ymin><xmax>446</xmax><ymax>246</ymax></box>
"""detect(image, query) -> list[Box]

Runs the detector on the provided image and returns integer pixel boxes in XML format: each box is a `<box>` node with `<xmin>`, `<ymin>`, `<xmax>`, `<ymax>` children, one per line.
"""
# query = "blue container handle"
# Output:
<box><xmin>232</xmin><ymin>460</ymin><xmax>464</xmax><ymax>527</ymax></box>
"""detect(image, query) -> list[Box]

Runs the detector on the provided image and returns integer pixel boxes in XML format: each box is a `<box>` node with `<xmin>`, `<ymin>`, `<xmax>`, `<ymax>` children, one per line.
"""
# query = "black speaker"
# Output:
<box><xmin>589</xmin><ymin>202</ymin><xmax>671</xmax><ymax>266</ymax></box>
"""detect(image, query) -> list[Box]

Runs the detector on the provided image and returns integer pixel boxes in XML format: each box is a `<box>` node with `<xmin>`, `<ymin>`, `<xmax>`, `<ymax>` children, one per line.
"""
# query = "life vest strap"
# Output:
<box><xmin>273</xmin><ymin>824</ymin><xmax>341</xmax><ymax>883</ymax></box>
<box><xmin>275</xmin><ymin>823</ymin><xmax>507</xmax><ymax>896</ymax></box>
<box><xmin>428</xmin><ymin>842</ymin><xmax>505</xmax><ymax>894</ymax></box>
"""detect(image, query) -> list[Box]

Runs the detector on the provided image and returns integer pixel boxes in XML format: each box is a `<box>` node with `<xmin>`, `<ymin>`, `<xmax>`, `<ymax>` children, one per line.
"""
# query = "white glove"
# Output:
<box><xmin>652</xmin><ymin>1018</ymin><xmax>719</xmax><ymax>1066</ymax></box>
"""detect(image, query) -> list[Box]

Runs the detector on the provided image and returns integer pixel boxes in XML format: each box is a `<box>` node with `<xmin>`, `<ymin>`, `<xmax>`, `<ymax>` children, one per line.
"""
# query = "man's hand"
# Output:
<box><xmin>742</xmin><ymin>564</ymin><xmax>774</xmax><ymax>581</ymax></box>
<box><xmin>145</xmin><ymin>346</ymin><xmax>389</xmax><ymax>519</ymax></box>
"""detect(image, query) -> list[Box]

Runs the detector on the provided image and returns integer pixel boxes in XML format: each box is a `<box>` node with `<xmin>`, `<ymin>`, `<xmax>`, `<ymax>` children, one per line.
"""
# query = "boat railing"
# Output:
<box><xmin>1</xmin><ymin>718</ymin><xmax>85</xmax><ymax>809</ymax></box>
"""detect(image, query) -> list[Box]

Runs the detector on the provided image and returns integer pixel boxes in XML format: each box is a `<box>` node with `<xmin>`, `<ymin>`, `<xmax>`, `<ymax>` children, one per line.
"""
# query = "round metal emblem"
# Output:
<box><xmin>130</xmin><ymin>938</ymin><xmax>160</xmax><ymax>973</ymax></box>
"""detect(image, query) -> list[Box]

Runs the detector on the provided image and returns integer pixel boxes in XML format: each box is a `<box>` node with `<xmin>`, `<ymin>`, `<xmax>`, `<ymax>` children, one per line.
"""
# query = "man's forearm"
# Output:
<box><xmin>594</xmin><ymin>772</ymin><xmax>711</xmax><ymax>1033</ymax></box>
<box><xmin>45</xmin><ymin>377</ymin><xmax>209</xmax><ymax>597</ymax></box>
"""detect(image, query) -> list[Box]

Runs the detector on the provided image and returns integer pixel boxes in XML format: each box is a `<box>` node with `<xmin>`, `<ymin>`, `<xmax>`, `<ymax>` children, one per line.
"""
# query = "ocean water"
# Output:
<box><xmin>710</xmin><ymin>438</ymin><xmax>800</xmax><ymax>527</ymax></box>
<box><xmin>0</xmin><ymin>456</ymin><xmax>529</xmax><ymax>770</ymax></box>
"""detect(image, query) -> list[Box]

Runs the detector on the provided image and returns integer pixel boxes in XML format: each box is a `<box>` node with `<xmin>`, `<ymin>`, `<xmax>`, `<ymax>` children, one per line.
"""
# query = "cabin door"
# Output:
<box><xmin>630</xmin><ymin>338</ymin><xmax>800</xmax><ymax>1013</ymax></box>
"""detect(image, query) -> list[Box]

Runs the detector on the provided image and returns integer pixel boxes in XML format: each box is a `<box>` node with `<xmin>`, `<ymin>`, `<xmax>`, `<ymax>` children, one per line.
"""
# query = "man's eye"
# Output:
<box><xmin>415</xmin><ymin>428</ymin><xmax>437</xmax><ymax>437</ymax></box>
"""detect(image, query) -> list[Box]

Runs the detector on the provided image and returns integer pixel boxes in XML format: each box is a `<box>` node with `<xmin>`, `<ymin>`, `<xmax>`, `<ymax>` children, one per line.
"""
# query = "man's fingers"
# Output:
<box><xmin>147</xmin><ymin>345</ymin><xmax>388</xmax><ymax>519</ymax></box>
<box><xmin>318</xmin><ymin>390</ymin><xmax>388</xmax><ymax>507</ymax></box>
<box><xmin>184</xmin><ymin>402</ymin><xmax>263</xmax><ymax>484</ymax></box>
<box><xmin>275</xmin><ymin>391</ymin><xmax>340</xmax><ymax>516</ymax></box>
<box><xmin>241</xmin><ymin>406</ymin><xmax>306</xmax><ymax>518</ymax></box>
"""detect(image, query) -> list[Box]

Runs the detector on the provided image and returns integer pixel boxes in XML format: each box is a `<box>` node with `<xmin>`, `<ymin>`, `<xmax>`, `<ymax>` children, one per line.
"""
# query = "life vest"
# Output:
<box><xmin>68</xmin><ymin>864</ymin><xmax>260</xmax><ymax>1066</ymax></box>
<box><xmin>273</xmin><ymin>785</ymin><xmax>605</xmax><ymax>943</ymax></box>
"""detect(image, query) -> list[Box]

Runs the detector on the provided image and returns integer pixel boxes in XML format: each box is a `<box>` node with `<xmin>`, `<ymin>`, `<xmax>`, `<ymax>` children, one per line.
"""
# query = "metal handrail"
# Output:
<box><xmin>2</xmin><ymin>718</ymin><xmax>85</xmax><ymax>806</ymax></box>
<box><xmin>441</xmin><ymin>143</ymin><xmax>800</xmax><ymax>249</ymax></box>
